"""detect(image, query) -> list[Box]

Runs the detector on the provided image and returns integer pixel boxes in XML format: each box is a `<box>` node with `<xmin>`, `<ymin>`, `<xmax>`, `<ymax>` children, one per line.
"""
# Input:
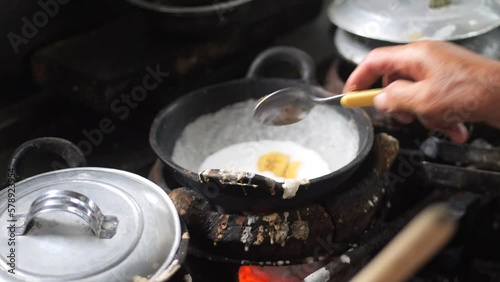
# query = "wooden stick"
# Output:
<box><xmin>350</xmin><ymin>203</ymin><xmax>458</xmax><ymax>282</ymax></box>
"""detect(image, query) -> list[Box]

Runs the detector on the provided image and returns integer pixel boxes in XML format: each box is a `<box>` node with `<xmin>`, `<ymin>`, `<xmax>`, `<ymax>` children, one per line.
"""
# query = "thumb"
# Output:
<box><xmin>420</xmin><ymin>118</ymin><xmax>469</xmax><ymax>144</ymax></box>
<box><xmin>374</xmin><ymin>80</ymin><xmax>425</xmax><ymax>114</ymax></box>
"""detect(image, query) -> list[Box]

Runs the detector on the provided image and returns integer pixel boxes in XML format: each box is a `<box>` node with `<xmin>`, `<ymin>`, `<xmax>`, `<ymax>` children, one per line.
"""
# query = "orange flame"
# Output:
<box><xmin>239</xmin><ymin>266</ymin><xmax>270</xmax><ymax>282</ymax></box>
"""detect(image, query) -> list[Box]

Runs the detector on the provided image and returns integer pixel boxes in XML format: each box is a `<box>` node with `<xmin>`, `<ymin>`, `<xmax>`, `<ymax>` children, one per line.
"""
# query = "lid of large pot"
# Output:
<box><xmin>328</xmin><ymin>0</ymin><xmax>500</xmax><ymax>43</ymax></box>
<box><xmin>0</xmin><ymin>167</ymin><xmax>181</xmax><ymax>282</ymax></box>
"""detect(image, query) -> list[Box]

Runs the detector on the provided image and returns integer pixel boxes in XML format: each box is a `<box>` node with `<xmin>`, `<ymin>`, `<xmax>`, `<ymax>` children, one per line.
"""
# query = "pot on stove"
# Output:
<box><xmin>328</xmin><ymin>0</ymin><xmax>500</xmax><ymax>66</ymax></box>
<box><xmin>149</xmin><ymin>46</ymin><xmax>374</xmax><ymax>213</ymax></box>
<box><xmin>333</xmin><ymin>26</ymin><xmax>500</xmax><ymax>66</ymax></box>
<box><xmin>0</xmin><ymin>138</ymin><xmax>187</xmax><ymax>282</ymax></box>
<box><xmin>328</xmin><ymin>0</ymin><xmax>500</xmax><ymax>43</ymax></box>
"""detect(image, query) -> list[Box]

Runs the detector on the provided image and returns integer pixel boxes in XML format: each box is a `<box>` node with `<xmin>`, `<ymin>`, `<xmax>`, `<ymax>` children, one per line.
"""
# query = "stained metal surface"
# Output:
<box><xmin>420</xmin><ymin>136</ymin><xmax>500</xmax><ymax>170</ymax></box>
<box><xmin>422</xmin><ymin>162</ymin><xmax>500</xmax><ymax>191</ymax></box>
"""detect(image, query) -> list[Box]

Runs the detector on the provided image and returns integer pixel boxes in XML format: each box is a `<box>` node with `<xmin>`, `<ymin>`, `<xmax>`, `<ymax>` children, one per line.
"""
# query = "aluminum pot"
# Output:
<box><xmin>0</xmin><ymin>137</ymin><xmax>188</xmax><ymax>282</ymax></box>
<box><xmin>333</xmin><ymin>27</ymin><xmax>500</xmax><ymax>66</ymax></box>
<box><xmin>327</xmin><ymin>0</ymin><xmax>500</xmax><ymax>43</ymax></box>
<box><xmin>149</xmin><ymin>46</ymin><xmax>374</xmax><ymax>213</ymax></box>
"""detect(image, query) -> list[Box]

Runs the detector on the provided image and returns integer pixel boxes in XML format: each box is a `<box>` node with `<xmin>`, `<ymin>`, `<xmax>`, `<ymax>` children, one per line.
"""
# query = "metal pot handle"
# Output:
<box><xmin>14</xmin><ymin>190</ymin><xmax>119</xmax><ymax>239</ymax></box>
<box><xmin>7</xmin><ymin>137</ymin><xmax>87</xmax><ymax>183</ymax></box>
<box><xmin>246</xmin><ymin>46</ymin><xmax>316</xmax><ymax>83</ymax></box>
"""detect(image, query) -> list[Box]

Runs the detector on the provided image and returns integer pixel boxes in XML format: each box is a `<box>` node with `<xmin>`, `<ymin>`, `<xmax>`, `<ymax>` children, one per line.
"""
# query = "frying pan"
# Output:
<box><xmin>149</xmin><ymin>46</ymin><xmax>374</xmax><ymax>213</ymax></box>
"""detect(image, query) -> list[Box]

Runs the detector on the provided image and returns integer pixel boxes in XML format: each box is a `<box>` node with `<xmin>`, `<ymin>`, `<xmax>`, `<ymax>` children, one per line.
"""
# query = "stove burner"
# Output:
<box><xmin>149</xmin><ymin>133</ymin><xmax>399</xmax><ymax>264</ymax></box>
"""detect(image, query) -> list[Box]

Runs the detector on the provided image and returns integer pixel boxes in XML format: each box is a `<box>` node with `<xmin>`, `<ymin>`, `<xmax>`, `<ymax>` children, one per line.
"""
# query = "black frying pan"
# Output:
<box><xmin>149</xmin><ymin>46</ymin><xmax>374</xmax><ymax>213</ymax></box>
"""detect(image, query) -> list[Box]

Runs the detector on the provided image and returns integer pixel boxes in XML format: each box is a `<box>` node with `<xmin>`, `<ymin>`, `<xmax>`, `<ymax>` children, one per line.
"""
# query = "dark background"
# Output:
<box><xmin>0</xmin><ymin>0</ymin><xmax>337</xmax><ymax>184</ymax></box>
<box><xmin>0</xmin><ymin>0</ymin><xmax>124</xmax><ymax>97</ymax></box>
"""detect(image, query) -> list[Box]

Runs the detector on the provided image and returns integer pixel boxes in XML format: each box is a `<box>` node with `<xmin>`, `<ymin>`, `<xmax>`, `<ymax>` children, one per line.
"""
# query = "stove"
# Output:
<box><xmin>2</xmin><ymin>1</ymin><xmax>500</xmax><ymax>282</ymax></box>
<box><xmin>146</xmin><ymin>53</ymin><xmax>500</xmax><ymax>281</ymax></box>
<box><xmin>139</xmin><ymin>49</ymin><xmax>500</xmax><ymax>281</ymax></box>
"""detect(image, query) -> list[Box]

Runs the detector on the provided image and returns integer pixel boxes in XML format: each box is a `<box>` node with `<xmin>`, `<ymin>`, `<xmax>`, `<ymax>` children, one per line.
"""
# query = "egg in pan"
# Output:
<box><xmin>198</xmin><ymin>140</ymin><xmax>331</xmax><ymax>197</ymax></box>
<box><xmin>172</xmin><ymin>99</ymin><xmax>360</xmax><ymax>199</ymax></box>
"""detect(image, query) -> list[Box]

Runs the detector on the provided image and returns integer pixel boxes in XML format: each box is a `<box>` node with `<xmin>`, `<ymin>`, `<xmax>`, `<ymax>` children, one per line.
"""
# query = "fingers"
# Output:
<box><xmin>416</xmin><ymin>114</ymin><xmax>469</xmax><ymax>143</ymax></box>
<box><xmin>373</xmin><ymin>80</ymin><xmax>426</xmax><ymax>114</ymax></box>
<box><xmin>383</xmin><ymin>73</ymin><xmax>414</xmax><ymax>87</ymax></box>
<box><xmin>342</xmin><ymin>41</ymin><xmax>480</xmax><ymax>144</ymax></box>
<box><xmin>343</xmin><ymin>44</ymin><xmax>426</xmax><ymax>92</ymax></box>
<box><xmin>443</xmin><ymin>123</ymin><xmax>469</xmax><ymax>144</ymax></box>
<box><xmin>373</xmin><ymin>77</ymin><xmax>469</xmax><ymax>143</ymax></box>
<box><xmin>392</xmin><ymin>112</ymin><xmax>416</xmax><ymax>124</ymax></box>
<box><xmin>428</xmin><ymin>123</ymin><xmax>469</xmax><ymax>144</ymax></box>
<box><xmin>382</xmin><ymin>74</ymin><xmax>392</xmax><ymax>88</ymax></box>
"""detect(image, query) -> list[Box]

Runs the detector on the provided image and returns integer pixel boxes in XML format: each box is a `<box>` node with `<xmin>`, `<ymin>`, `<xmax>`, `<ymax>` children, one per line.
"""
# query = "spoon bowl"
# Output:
<box><xmin>254</xmin><ymin>87</ymin><xmax>316</xmax><ymax>126</ymax></box>
<box><xmin>253</xmin><ymin>87</ymin><xmax>382</xmax><ymax>126</ymax></box>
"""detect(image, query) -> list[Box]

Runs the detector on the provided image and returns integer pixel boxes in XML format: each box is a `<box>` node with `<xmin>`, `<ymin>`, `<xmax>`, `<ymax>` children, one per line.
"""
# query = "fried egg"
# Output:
<box><xmin>198</xmin><ymin>140</ymin><xmax>331</xmax><ymax>183</ymax></box>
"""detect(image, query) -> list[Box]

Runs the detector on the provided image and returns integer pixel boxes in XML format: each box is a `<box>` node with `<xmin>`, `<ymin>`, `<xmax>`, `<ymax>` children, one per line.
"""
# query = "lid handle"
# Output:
<box><xmin>14</xmin><ymin>190</ymin><xmax>119</xmax><ymax>239</ymax></box>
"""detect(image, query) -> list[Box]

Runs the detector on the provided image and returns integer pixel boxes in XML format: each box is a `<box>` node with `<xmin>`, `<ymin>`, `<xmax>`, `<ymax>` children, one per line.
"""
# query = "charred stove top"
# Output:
<box><xmin>150</xmin><ymin>133</ymin><xmax>398</xmax><ymax>263</ymax></box>
<box><xmin>152</xmin><ymin>128</ymin><xmax>500</xmax><ymax>282</ymax></box>
<box><xmin>148</xmin><ymin>56</ymin><xmax>500</xmax><ymax>282</ymax></box>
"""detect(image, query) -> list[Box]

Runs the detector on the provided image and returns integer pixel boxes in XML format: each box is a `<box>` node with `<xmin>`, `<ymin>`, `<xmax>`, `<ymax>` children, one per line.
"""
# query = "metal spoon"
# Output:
<box><xmin>253</xmin><ymin>87</ymin><xmax>383</xmax><ymax>126</ymax></box>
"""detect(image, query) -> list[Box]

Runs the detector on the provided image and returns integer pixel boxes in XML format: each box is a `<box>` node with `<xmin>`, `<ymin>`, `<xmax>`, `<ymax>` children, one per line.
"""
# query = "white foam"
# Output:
<box><xmin>172</xmin><ymin>99</ymin><xmax>360</xmax><ymax>178</ymax></box>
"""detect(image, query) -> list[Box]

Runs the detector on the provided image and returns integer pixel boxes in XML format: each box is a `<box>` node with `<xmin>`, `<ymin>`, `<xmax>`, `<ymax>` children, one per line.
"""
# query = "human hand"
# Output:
<box><xmin>343</xmin><ymin>40</ymin><xmax>500</xmax><ymax>144</ymax></box>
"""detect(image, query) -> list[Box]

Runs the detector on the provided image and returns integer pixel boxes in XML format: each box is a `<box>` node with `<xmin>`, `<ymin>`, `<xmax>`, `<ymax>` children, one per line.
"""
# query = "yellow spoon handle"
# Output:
<box><xmin>340</xmin><ymin>88</ymin><xmax>384</xmax><ymax>108</ymax></box>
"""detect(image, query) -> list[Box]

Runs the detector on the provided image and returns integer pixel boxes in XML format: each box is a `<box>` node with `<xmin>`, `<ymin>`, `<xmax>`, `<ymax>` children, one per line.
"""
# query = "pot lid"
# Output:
<box><xmin>328</xmin><ymin>0</ymin><xmax>500</xmax><ymax>43</ymax></box>
<box><xmin>334</xmin><ymin>28</ymin><xmax>390</xmax><ymax>65</ymax></box>
<box><xmin>0</xmin><ymin>167</ymin><xmax>181</xmax><ymax>282</ymax></box>
<box><xmin>334</xmin><ymin>27</ymin><xmax>500</xmax><ymax>65</ymax></box>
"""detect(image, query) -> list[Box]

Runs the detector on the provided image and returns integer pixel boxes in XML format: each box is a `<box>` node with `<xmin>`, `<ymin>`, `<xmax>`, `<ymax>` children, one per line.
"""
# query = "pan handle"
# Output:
<box><xmin>6</xmin><ymin>137</ymin><xmax>87</xmax><ymax>184</ymax></box>
<box><xmin>246</xmin><ymin>46</ymin><xmax>316</xmax><ymax>84</ymax></box>
<box><xmin>199</xmin><ymin>169</ymin><xmax>281</xmax><ymax>195</ymax></box>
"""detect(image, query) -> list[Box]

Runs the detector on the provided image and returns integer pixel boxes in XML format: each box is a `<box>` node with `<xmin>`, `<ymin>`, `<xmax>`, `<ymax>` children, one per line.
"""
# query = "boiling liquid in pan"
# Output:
<box><xmin>172</xmin><ymin>99</ymin><xmax>360</xmax><ymax>181</ymax></box>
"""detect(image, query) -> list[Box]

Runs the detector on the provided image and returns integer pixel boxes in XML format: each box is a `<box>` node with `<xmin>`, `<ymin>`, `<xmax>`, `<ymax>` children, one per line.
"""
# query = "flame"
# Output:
<box><xmin>239</xmin><ymin>266</ymin><xmax>270</xmax><ymax>282</ymax></box>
